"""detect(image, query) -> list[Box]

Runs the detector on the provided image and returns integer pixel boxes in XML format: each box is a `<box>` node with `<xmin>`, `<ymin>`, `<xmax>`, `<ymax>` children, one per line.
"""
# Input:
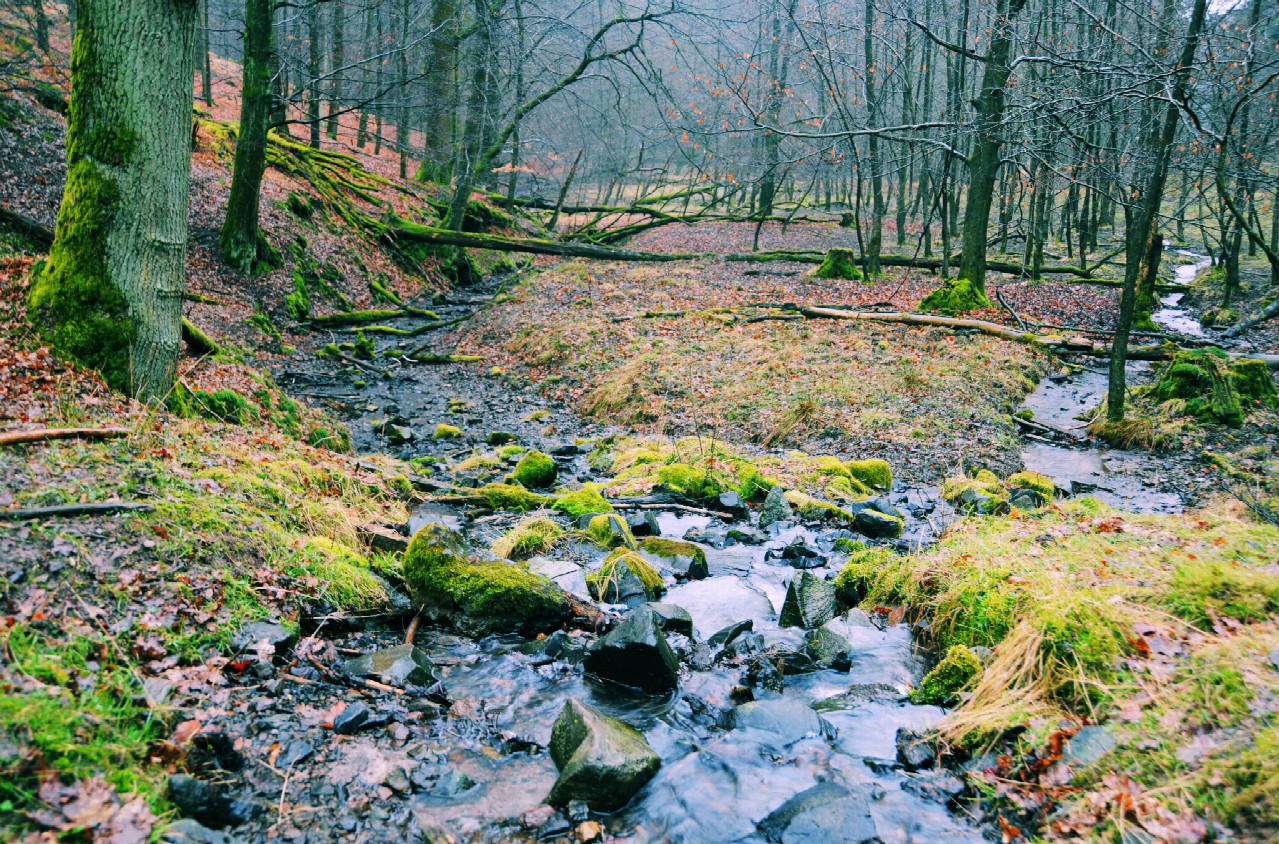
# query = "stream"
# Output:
<box><xmin>249</xmin><ymin>255</ymin><xmax>1211</xmax><ymax>843</ymax></box>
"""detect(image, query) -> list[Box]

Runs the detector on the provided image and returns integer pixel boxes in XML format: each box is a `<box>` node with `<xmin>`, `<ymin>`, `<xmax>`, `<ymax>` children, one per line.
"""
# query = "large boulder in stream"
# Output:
<box><xmin>547</xmin><ymin>699</ymin><xmax>661</xmax><ymax>811</ymax></box>
<box><xmin>759</xmin><ymin>485</ymin><xmax>793</xmax><ymax>528</ymax></box>
<box><xmin>342</xmin><ymin>645</ymin><xmax>442</xmax><ymax>688</ymax></box>
<box><xmin>402</xmin><ymin>523</ymin><xmax>568</xmax><ymax>637</ymax></box>
<box><xmin>637</xmin><ymin>537</ymin><xmax>708</xmax><ymax>581</ymax></box>
<box><xmin>586</xmin><ymin>548</ymin><xmax>664</xmax><ymax>606</ymax></box>
<box><xmin>583</xmin><ymin>605</ymin><xmax>680</xmax><ymax>693</ymax></box>
<box><xmin>758</xmin><ymin>782</ymin><xmax>879</xmax><ymax>844</ymax></box>
<box><xmin>778</xmin><ymin>571</ymin><xmax>838</xmax><ymax>630</ymax></box>
<box><xmin>725</xmin><ymin>700</ymin><xmax>836</xmax><ymax>743</ymax></box>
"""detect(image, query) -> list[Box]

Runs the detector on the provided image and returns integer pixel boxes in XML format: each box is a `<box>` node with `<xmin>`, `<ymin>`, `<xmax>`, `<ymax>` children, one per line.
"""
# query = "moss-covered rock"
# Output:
<box><xmin>834</xmin><ymin>544</ymin><xmax>895</xmax><ymax>606</ymax></box>
<box><xmin>784</xmin><ymin>490</ymin><xmax>855</xmax><ymax>525</ymax></box>
<box><xmin>919</xmin><ymin>278</ymin><xmax>989</xmax><ymax>315</ymax></box>
<box><xmin>586</xmin><ymin>548</ymin><xmax>664</xmax><ymax>605</ymax></box>
<box><xmin>844</xmin><ymin>459</ymin><xmax>892</xmax><ymax>490</ymax></box>
<box><xmin>1228</xmin><ymin>358</ymin><xmax>1278</xmax><ymax>408</ymax></box>
<box><xmin>403</xmin><ymin>523</ymin><xmax>568</xmax><ymax>637</ymax></box>
<box><xmin>1147</xmin><ymin>349</ymin><xmax>1244</xmax><ymax>427</ymax></box>
<box><xmin>475</xmin><ymin>483</ymin><xmax>549</xmax><ymax>512</ymax></box>
<box><xmin>1007</xmin><ymin>472</ymin><xmax>1056</xmax><ymax>499</ymax></box>
<box><xmin>510</xmin><ymin>450</ymin><xmax>557</xmax><ymax>488</ymax></box>
<box><xmin>909</xmin><ymin>645</ymin><xmax>982</xmax><ymax>705</ymax></box>
<box><xmin>588</xmin><ymin>513</ymin><xmax>639</xmax><ymax>551</ymax></box>
<box><xmin>637</xmin><ymin>537</ymin><xmax>708</xmax><ymax>581</ymax></box>
<box><xmin>487</xmin><ymin>431</ymin><xmax>517</xmax><ymax>446</ymax></box>
<box><xmin>553</xmin><ymin>486</ymin><xmax>615</xmax><ymax>519</ymax></box>
<box><xmin>942</xmin><ymin>475</ymin><xmax>1009</xmax><ymax>514</ymax></box>
<box><xmin>547</xmin><ymin>699</ymin><xmax>661</xmax><ymax>812</ymax></box>
<box><xmin>434</xmin><ymin>424</ymin><xmax>463</xmax><ymax>439</ymax></box>
<box><xmin>825</xmin><ymin>476</ymin><xmax>872</xmax><ymax>503</ymax></box>
<box><xmin>813</xmin><ymin>248</ymin><xmax>862</xmax><ymax>280</ymax></box>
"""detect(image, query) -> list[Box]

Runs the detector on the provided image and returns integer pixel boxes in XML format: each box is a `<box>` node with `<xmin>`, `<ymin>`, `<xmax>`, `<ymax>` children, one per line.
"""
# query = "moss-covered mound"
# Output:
<box><xmin>845</xmin><ymin>458</ymin><xmax>892</xmax><ymax>490</ymax></box>
<box><xmin>492</xmin><ymin>516</ymin><xmax>563</xmax><ymax>560</ymax></box>
<box><xmin>585</xmin><ymin>548</ymin><xmax>664</xmax><ymax>604</ymax></box>
<box><xmin>654</xmin><ymin>463</ymin><xmax>724</xmax><ymax>500</ymax></box>
<box><xmin>942</xmin><ymin>471</ymin><xmax>1009</xmax><ymax>514</ymax></box>
<box><xmin>1007</xmin><ymin>471</ymin><xmax>1055</xmax><ymax>499</ymax></box>
<box><xmin>434</xmin><ymin>424</ymin><xmax>463</xmax><ymax>439</ymax></box>
<box><xmin>784</xmin><ymin>489</ymin><xmax>855</xmax><ymax>524</ymax></box>
<box><xmin>909</xmin><ymin>645</ymin><xmax>982</xmax><ymax>705</ymax></box>
<box><xmin>919</xmin><ymin>278</ymin><xmax>989</xmax><ymax>315</ymax></box>
<box><xmin>833</xmin><ymin>543</ymin><xmax>895</xmax><ymax>606</ymax></box>
<box><xmin>813</xmin><ymin>248</ymin><xmax>862</xmax><ymax>280</ymax></box>
<box><xmin>510</xmin><ymin>450</ymin><xmax>557</xmax><ymax>488</ymax></box>
<box><xmin>474</xmin><ymin>483</ymin><xmax>550</xmax><ymax>512</ymax></box>
<box><xmin>1147</xmin><ymin>349</ymin><xmax>1277</xmax><ymax>428</ymax></box>
<box><xmin>553</xmin><ymin>485</ymin><xmax>615</xmax><ymax>519</ymax></box>
<box><xmin>587</xmin><ymin>513</ymin><xmax>639</xmax><ymax>551</ymax></box>
<box><xmin>403</xmin><ymin>523</ymin><xmax>568</xmax><ymax>636</ymax></box>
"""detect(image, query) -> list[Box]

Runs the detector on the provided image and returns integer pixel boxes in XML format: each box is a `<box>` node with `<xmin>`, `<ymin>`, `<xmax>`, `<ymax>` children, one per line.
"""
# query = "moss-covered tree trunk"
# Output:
<box><xmin>862</xmin><ymin>0</ymin><xmax>882</xmax><ymax>276</ymax></box>
<box><xmin>29</xmin><ymin>0</ymin><xmax>198</xmax><ymax>401</ymax></box>
<box><xmin>1132</xmin><ymin>229</ymin><xmax>1164</xmax><ymax>330</ymax></box>
<box><xmin>923</xmin><ymin>0</ymin><xmax>1025</xmax><ymax>313</ymax></box>
<box><xmin>220</xmin><ymin>0</ymin><xmax>273</xmax><ymax>275</ymax></box>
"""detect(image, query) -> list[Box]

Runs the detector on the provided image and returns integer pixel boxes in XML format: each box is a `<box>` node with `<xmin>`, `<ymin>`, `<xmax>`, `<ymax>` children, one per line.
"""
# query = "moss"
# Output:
<box><xmin>588</xmin><ymin>513</ymin><xmax>638</xmax><ymax>551</ymax></box>
<box><xmin>975</xmin><ymin>469</ymin><xmax>1001</xmax><ymax>485</ymax></box>
<box><xmin>844</xmin><ymin>458</ymin><xmax>892</xmax><ymax>490</ymax></box>
<box><xmin>1164</xmin><ymin>556</ymin><xmax>1279</xmax><ymax>628</ymax></box>
<box><xmin>941</xmin><ymin>475</ymin><xmax>1009</xmax><ymax>513</ymax></box>
<box><xmin>434</xmin><ymin>424</ymin><xmax>463</xmax><ymax>439</ymax></box>
<box><xmin>488</xmin><ymin>431</ymin><xmax>517</xmax><ymax>446</ymax></box>
<box><xmin>585</xmin><ymin>548</ymin><xmax>664</xmax><ymax>602</ymax></box>
<box><xmin>812</xmin><ymin>456</ymin><xmax>851</xmax><ymax>478</ymax></box>
<box><xmin>1149</xmin><ymin>349</ymin><xmax>1245</xmax><ymax>427</ymax></box>
<box><xmin>475</xmin><ymin>483</ymin><xmax>549</xmax><ymax>512</ymax></box>
<box><xmin>510</xmin><ymin>450</ymin><xmax>557</xmax><ymax>488</ymax></box>
<box><xmin>27</xmin><ymin>159</ymin><xmax>134</xmax><ymax>393</ymax></box>
<box><xmin>833</xmin><ymin>544</ymin><xmax>894</xmax><ymax>606</ymax></box>
<box><xmin>637</xmin><ymin>537</ymin><xmax>707</xmax><ymax>568</ymax></box>
<box><xmin>1228</xmin><ymin>359</ymin><xmax>1278</xmax><ymax>407</ymax></box>
<box><xmin>166</xmin><ymin>385</ymin><xmax>257</xmax><ymax>425</ymax></box>
<box><xmin>825</xmin><ymin>475</ymin><xmax>872</xmax><ymax>502</ymax></box>
<box><xmin>732</xmin><ymin>458</ymin><xmax>774</xmax><ymax>501</ymax></box>
<box><xmin>919</xmin><ymin>278</ymin><xmax>989</xmax><ymax>315</ymax></box>
<box><xmin>499</xmin><ymin>445</ymin><xmax>526</xmax><ymax>459</ymax></box>
<box><xmin>492</xmin><ymin>516</ymin><xmax>563</xmax><ymax>560</ymax></box>
<box><xmin>454</xmin><ymin>454</ymin><xmax>503</xmax><ymax>473</ymax></box>
<box><xmin>1014</xmin><ymin>408</ymin><xmax>1034</xmax><ymax>421</ymax></box>
<box><xmin>286</xmin><ymin>536</ymin><xmax>388</xmax><ymax>610</ymax></box>
<box><xmin>307</xmin><ymin>426</ymin><xmax>350</xmax><ymax>452</ymax></box>
<box><xmin>909</xmin><ymin>645</ymin><xmax>982</xmax><ymax>705</ymax></box>
<box><xmin>813</xmin><ymin>248</ymin><xmax>862</xmax><ymax>280</ymax></box>
<box><xmin>402</xmin><ymin>523</ymin><xmax>567</xmax><ymax>635</ymax></box>
<box><xmin>1007</xmin><ymin>472</ymin><xmax>1055</xmax><ymax>499</ymax></box>
<box><xmin>553</xmin><ymin>485</ymin><xmax>615</xmax><ymax>519</ymax></box>
<box><xmin>655</xmin><ymin>463</ymin><xmax>724</xmax><ymax>500</ymax></box>
<box><xmin>784</xmin><ymin>489</ymin><xmax>855</xmax><ymax>524</ymax></box>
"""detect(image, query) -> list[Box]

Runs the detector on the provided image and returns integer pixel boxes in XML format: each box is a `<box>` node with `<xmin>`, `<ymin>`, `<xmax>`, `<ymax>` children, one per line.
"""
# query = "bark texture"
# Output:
<box><xmin>28</xmin><ymin>0</ymin><xmax>198</xmax><ymax>400</ymax></box>
<box><xmin>220</xmin><ymin>0</ymin><xmax>273</xmax><ymax>274</ymax></box>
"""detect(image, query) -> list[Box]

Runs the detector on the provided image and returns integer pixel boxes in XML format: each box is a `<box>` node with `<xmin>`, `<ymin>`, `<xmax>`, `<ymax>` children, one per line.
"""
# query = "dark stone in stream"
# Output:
<box><xmin>583</xmin><ymin>605</ymin><xmax>681</xmax><ymax>693</ymax></box>
<box><xmin>717</xmin><ymin>490</ymin><xmax>750</xmax><ymax>520</ymax></box>
<box><xmin>682</xmin><ymin>525</ymin><xmax>728</xmax><ymax>549</ymax></box>
<box><xmin>853</xmin><ymin>508</ymin><xmax>904</xmax><ymax>539</ymax></box>
<box><xmin>342</xmin><ymin>644</ymin><xmax>443</xmax><ymax>688</ymax></box>
<box><xmin>645</xmin><ymin>602</ymin><xmax>695</xmax><ymax>637</ymax></box>
<box><xmin>551</xmin><ymin>444</ymin><xmax>584</xmax><ymax>456</ymax></box>
<box><xmin>871</xmin><ymin>496</ymin><xmax>906</xmax><ymax>521</ymax></box>
<box><xmin>901</xmin><ymin>769</ymin><xmax>966</xmax><ymax>802</ymax></box>
<box><xmin>779</xmin><ymin>571</ymin><xmax>839</xmax><ymax>629</ymax></box>
<box><xmin>724</xmin><ymin>700</ymin><xmax>836</xmax><ymax>742</ymax></box>
<box><xmin>758</xmin><ymin>782</ymin><xmax>878</xmax><ymax>844</ymax></box>
<box><xmin>1010</xmin><ymin>489</ymin><xmax>1048</xmax><ymax>510</ymax></box>
<box><xmin>547</xmin><ymin>699</ymin><xmax>661</xmax><ymax>812</ymax></box>
<box><xmin>167</xmin><ymin>775</ymin><xmax>244</xmax><ymax>829</ymax></box>
<box><xmin>626</xmin><ymin>511</ymin><xmax>661</xmax><ymax>537</ymax></box>
<box><xmin>161</xmin><ymin>819</ymin><xmax>230</xmax><ymax>844</ymax></box>
<box><xmin>229</xmin><ymin>621</ymin><xmax>296</xmax><ymax>655</ymax></box>
<box><xmin>759</xmin><ymin>485</ymin><xmax>793</xmax><ymax>528</ymax></box>
<box><xmin>707</xmin><ymin>619</ymin><xmax>754</xmax><ymax>648</ymax></box>
<box><xmin>333</xmin><ymin>701</ymin><xmax>383</xmax><ymax>735</ymax></box>
<box><xmin>896</xmin><ymin>728</ymin><xmax>938</xmax><ymax>770</ymax></box>
<box><xmin>771</xmin><ymin>537</ymin><xmax>825</xmax><ymax>568</ymax></box>
<box><xmin>804</xmin><ymin>626</ymin><xmax>852</xmax><ymax>671</ymax></box>
<box><xmin>726</xmin><ymin>525</ymin><xmax>768</xmax><ymax>545</ymax></box>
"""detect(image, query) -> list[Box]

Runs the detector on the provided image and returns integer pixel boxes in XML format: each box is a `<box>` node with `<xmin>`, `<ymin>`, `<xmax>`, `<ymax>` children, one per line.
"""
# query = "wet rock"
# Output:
<box><xmin>566</xmin><ymin>799</ymin><xmax>592</xmax><ymax>822</ymax></box>
<box><xmin>626</xmin><ymin>511</ymin><xmax>661</xmax><ymax>537</ymax></box>
<box><xmin>358</xmin><ymin>522</ymin><xmax>410</xmax><ymax>555</ymax></box>
<box><xmin>812</xmin><ymin>683</ymin><xmax>903</xmax><ymax>709</ymax></box>
<box><xmin>161</xmin><ymin>819</ymin><xmax>230</xmax><ymax>844</ymax></box>
<box><xmin>638</xmin><ymin>537</ymin><xmax>708</xmax><ymax>581</ymax></box>
<box><xmin>758</xmin><ymin>782</ymin><xmax>878</xmax><ymax>844</ymax></box>
<box><xmin>229</xmin><ymin>621</ymin><xmax>295</xmax><ymax>655</ymax></box>
<box><xmin>682</xmin><ymin>525</ymin><xmax>728</xmax><ymax>549</ymax></box>
<box><xmin>528</xmin><ymin>556</ymin><xmax>590</xmax><ymax>599</ymax></box>
<box><xmin>576</xmin><ymin>512</ymin><xmax>609</xmax><ymax>529</ymax></box>
<box><xmin>895</xmin><ymin>728</ymin><xmax>937</xmax><ymax>770</ymax></box>
<box><xmin>645</xmin><ymin>602</ymin><xmax>695</xmax><ymax>637</ymax></box>
<box><xmin>1061</xmin><ymin>726</ymin><xmax>1116</xmax><ymax>768</ymax></box>
<box><xmin>852</xmin><ymin>508</ymin><xmax>903</xmax><ymax>539</ymax></box>
<box><xmin>548</xmin><ymin>699</ymin><xmax>661</xmax><ymax>812</ymax></box>
<box><xmin>804</xmin><ymin>626</ymin><xmax>852</xmax><ymax>671</ymax></box>
<box><xmin>551</xmin><ymin>443</ymin><xmax>584</xmax><ymax>456</ymax></box>
<box><xmin>333</xmin><ymin>701</ymin><xmax>382</xmax><ymax>735</ymax></box>
<box><xmin>584</xmin><ymin>605</ymin><xmax>681</xmax><ymax>693</ymax></box>
<box><xmin>343</xmin><ymin>644</ymin><xmax>442</xmax><ymax>688</ymax></box>
<box><xmin>778</xmin><ymin>571</ymin><xmax>838</xmax><ymax>630</ymax></box>
<box><xmin>587</xmin><ymin>549</ymin><xmax>663</xmax><ymax>607</ymax></box>
<box><xmin>537</xmin><ymin>814</ymin><xmax>573</xmax><ymax>840</ymax></box>
<box><xmin>717</xmin><ymin>491</ymin><xmax>750</xmax><ymax>520</ymax></box>
<box><xmin>167</xmin><ymin>775</ymin><xmax>237</xmax><ymax>829</ymax></box>
<box><xmin>726</xmin><ymin>525</ymin><xmax>767</xmax><ymax>545</ymax></box>
<box><xmin>758</xmin><ymin>485</ymin><xmax>793</xmax><ymax>528</ymax></box>
<box><xmin>707</xmin><ymin>619</ymin><xmax>753</xmax><ymax>648</ymax></box>
<box><xmin>725</xmin><ymin>700</ymin><xmax>836</xmax><ymax>743</ymax></box>
<box><xmin>277</xmin><ymin>740</ymin><xmax>314</xmax><ymax>769</ymax></box>
<box><xmin>402</xmin><ymin>523</ymin><xmax>569</xmax><ymax>637</ymax></box>
<box><xmin>1010</xmin><ymin>489</ymin><xmax>1047</xmax><ymax>510</ymax></box>
<box><xmin>1269</xmin><ymin>649</ymin><xmax>1279</xmax><ymax>670</ymax></box>
<box><xmin>871</xmin><ymin>496</ymin><xmax>906</xmax><ymax>521</ymax></box>
<box><xmin>901</xmin><ymin>769</ymin><xmax>965</xmax><ymax>802</ymax></box>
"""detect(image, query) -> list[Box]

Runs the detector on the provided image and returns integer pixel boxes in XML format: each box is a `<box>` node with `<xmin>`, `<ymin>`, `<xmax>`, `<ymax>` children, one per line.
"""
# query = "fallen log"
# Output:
<box><xmin>0</xmin><ymin>502</ymin><xmax>154</xmax><ymax>521</ymax></box>
<box><xmin>308</xmin><ymin>307</ymin><xmax>438</xmax><ymax>328</ymax></box>
<box><xmin>0</xmin><ymin>427</ymin><xmax>131</xmax><ymax>447</ymax></box>
<box><xmin>380</xmin><ymin>222</ymin><xmax>697</xmax><ymax>263</ymax></box>
<box><xmin>0</xmin><ymin>204</ymin><xmax>54</xmax><ymax>249</ymax></box>
<box><xmin>182</xmin><ymin>318</ymin><xmax>221</xmax><ymax>357</ymax></box>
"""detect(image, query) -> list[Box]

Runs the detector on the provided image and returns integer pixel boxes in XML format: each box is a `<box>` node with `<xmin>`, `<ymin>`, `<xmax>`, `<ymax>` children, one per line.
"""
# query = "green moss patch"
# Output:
<box><xmin>919</xmin><ymin>278</ymin><xmax>989</xmax><ymax>315</ymax></box>
<box><xmin>492</xmin><ymin>516</ymin><xmax>563</xmax><ymax>560</ymax></box>
<box><xmin>510</xmin><ymin>450</ymin><xmax>557</xmax><ymax>488</ymax></box>
<box><xmin>813</xmin><ymin>248</ymin><xmax>862</xmax><ymax>280</ymax></box>
<box><xmin>909</xmin><ymin>645</ymin><xmax>982</xmax><ymax>705</ymax></box>
<box><xmin>845</xmin><ymin>458</ymin><xmax>892</xmax><ymax>490</ymax></box>
<box><xmin>552</xmin><ymin>485</ymin><xmax>615</xmax><ymax>519</ymax></box>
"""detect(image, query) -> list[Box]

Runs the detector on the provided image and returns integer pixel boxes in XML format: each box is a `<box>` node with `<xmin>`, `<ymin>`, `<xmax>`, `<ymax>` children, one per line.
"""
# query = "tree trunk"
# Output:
<box><xmin>446</xmin><ymin>0</ymin><xmax>497</xmax><ymax>229</ymax></box>
<box><xmin>199</xmin><ymin>0</ymin><xmax>212</xmax><ymax>105</ymax></box>
<box><xmin>326</xmin><ymin>0</ymin><xmax>343</xmax><ymax>141</ymax></box>
<box><xmin>863</xmin><ymin>0</ymin><xmax>882</xmax><ymax>275</ymax></box>
<box><xmin>396</xmin><ymin>0</ymin><xmax>410</xmax><ymax>178</ymax></box>
<box><xmin>307</xmin><ymin>0</ymin><xmax>322</xmax><ymax>148</ymax></box>
<box><xmin>936</xmin><ymin>0</ymin><xmax>1027</xmax><ymax>310</ymax></box>
<box><xmin>33</xmin><ymin>0</ymin><xmax>51</xmax><ymax>52</ymax></box>
<box><xmin>28</xmin><ymin>0</ymin><xmax>198</xmax><ymax>401</ymax></box>
<box><xmin>356</xmin><ymin>0</ymin><xmax>375</xmax><ymax>146</ymax></box>
<box><xmin>418</xmin><ymin>0</ymin><xmax>460</xmax><ymax>183</ymax></box>
<box><xmin>1106</xmin><ymin>0</ymin><xmax>1208</xmax><ymax>422</ymax></box>
<box><xmin>220</xmin><ymin>0</ymin><xmax>273</xmax><ymax>275</ymax></box>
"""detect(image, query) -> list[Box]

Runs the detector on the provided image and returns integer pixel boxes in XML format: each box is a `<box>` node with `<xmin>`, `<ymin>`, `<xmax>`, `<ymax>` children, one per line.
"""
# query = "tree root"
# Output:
<box><xmin>0</xmin><ymin>502</ymin><xmax>154</xmax><ymax>520</ymax></box>
<box><xmin>0</xmin><ymin>427</ymin><xmax>131</xmax><ymax>447</ymax></box>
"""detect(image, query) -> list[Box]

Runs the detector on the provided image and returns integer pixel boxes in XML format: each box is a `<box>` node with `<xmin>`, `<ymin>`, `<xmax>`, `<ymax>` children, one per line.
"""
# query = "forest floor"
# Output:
<box><xmin>2</xmin><ymin>74</ymin><xmax>1279</xmax><ymax>844</ymax></box>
